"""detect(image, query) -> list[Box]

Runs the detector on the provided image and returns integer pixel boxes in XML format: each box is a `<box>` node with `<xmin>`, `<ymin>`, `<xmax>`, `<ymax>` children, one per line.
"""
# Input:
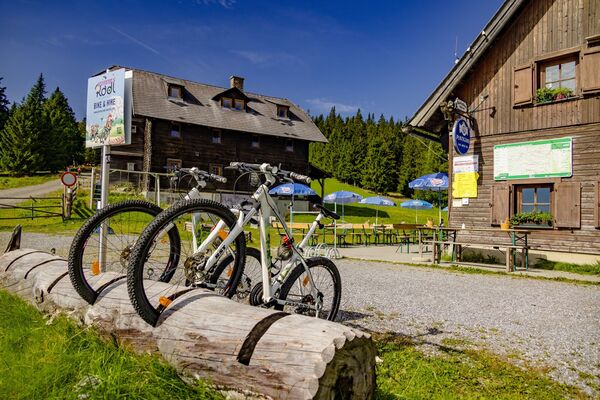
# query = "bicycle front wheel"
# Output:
<box><xmin>127</xmin><ymin>199</ymin><xmax>246</xmax><ymax>326</ymax></box>
<box><xmin>210</xmin><ymin>247</ymin><xmax>263</xmax><ymax>303</ymax></box>
<box><xmin>68</xmin><ymin>200</ymin><xmax>179</xmax><ymax>305</ymax></box>
<box><xmin>277</xmin><ymin>257</ymin><xmax>341</xmax><ymax>321</ymax></box>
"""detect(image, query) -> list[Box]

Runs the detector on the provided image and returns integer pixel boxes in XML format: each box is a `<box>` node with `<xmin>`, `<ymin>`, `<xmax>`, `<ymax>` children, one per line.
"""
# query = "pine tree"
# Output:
<box><xmin>44</xmin><ymin>87</ymin><xmax>83</xmax><ymax>171</ymax></box>
<box><xmin>0</xmin><ymin>77</ymin><xmax>9</xmax><ymax>131</ymax></box>
<box><xmin>0</xmin><ymin>74</ymin><xmax>49</xmax><ymax>174</ymax></box>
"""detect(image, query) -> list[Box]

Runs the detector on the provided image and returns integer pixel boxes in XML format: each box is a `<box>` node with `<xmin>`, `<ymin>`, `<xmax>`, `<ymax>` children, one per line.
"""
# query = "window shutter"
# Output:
<box><xmin>513</xmin><ymin>64</ymin><xmax>533</xmax><ymax>106</ymax></box>
<box><xmin>553</xmin><ymin>182</ymin><xmax>581</xmax><ymax>228</ymax></box>
<box><xmin>595</xmin><ymin>182</ymin><xmax>600</xmax><ymax>229</ymax></box>
<box><xmin>490</xmin><ymin>184</ymin><xmax>510</xmax><ymax>226</ymax></box>
<box><xmin>581</xmin><ymin>47</ymin><xmax>600</xmax><ymax>94</ymax></box>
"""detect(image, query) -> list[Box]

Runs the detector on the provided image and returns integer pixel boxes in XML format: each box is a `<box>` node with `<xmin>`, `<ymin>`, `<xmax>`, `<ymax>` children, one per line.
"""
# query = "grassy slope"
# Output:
<box><xmin>307</xmin><ymin>178</ymin><xmax>447</xmax><ymax>225</ymax></box>
<box><xmin>535</xmin><ymin>259</ymin><xmax>600</xmax><ymax>276</ymax></box>
<box><xmin>0</xmin><ymin>174</ymin><xmax>59</xmax><ymax>190</ymax></box>
<box><xmin>0</xmin><ymin>290</ymin><xmax>587</xmax><ymax>399</ymax></box>
<box><xmin>0</xmin><ymin>290</ymin><xmax>223</xmax><ymax>400</ymax></box>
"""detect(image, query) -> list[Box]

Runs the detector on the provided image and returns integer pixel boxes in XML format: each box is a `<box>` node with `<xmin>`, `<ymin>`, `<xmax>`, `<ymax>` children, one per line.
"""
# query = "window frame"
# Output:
<box><xmin>233</xmin><ymin>99</ymin><xmax>245</xmax><ymax>111</ymax></box>
<box><xmin>221</xmin><ymin>97</ymin><xmax>233</xmax><ymax>109</ymax></box>
<box><xmin>538</xmin><ymin>54</ymin><xmax>578</xmax><ymax>93</ymax></box>
<box><xmin>515</xmin><ymin>184</ymin><xmax>553</xmax><ymax>214</ymax></box>
<box><xmin>166</xmin><ymin>158</ymin><xmax>182</xmax><ymax>171</ymax></box>
<box><xmin>209</xmin><ymin>163</ymin><xmax>223</xmax><ymax>177</ymax></box>
<box><xmin>170</xmin><ymin>123</ymin><xmax>181</xmax><ymax>139</ymax></box>
<box><xmin>277</xmin><ymin>105</ymin><xmax>289</xmax><ymax>119</ymax></box>
<box><xmin>212</xmin><ymin>129</ymin><xmax>222</xmax><ymax>144</ymax></box>
<box><xmin>168</xmin><ymin>84</ymin><xmax>183</xmax><ymax>99</ymax></box>
<box><xmin>285</xmin><ymin>139</ymin><xmax>294</xmax><ymax>152</ymax></box>
<box><xmin>251</xmin><ymin>134</ymin><xmax>260</xmax><ymax>149</ymax></box>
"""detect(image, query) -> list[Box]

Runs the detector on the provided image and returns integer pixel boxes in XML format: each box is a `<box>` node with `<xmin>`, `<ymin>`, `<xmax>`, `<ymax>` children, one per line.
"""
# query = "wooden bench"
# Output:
<box><xmin>425</xmin><ymin>240</ymin><xmax>530</xmax><ymax>272</ymax></box>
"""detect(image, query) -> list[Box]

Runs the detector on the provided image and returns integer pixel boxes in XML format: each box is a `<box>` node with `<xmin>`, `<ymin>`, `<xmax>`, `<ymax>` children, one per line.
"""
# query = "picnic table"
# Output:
<box><xmin>418</xmin><ymin>226</ymin><xmax>531</xmax><ymax>272</ymax></box>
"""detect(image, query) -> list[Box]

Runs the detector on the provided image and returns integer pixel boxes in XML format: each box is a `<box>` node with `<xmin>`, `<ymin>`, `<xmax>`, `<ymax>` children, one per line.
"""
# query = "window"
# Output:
<box><xmin>209</xmin><ymin>164</ymin><xmax>223</xmax><ymax>177</ymax></box>
<box><xmin>540</xmin><ymin>55</ymin><xmax>577</xmax><ymax>92</ymax></box>
<box><xmin>127</xmin><ymin>162</ymin><xmax>136</xmax><ymax>171</ymax></box>
<box><xmin>168</xmin><ymin>84</ymin><xmax>182</xmax><ymax>99</ymax></box>
<box><xmin>251</xmin><ymin>135</ymin><xmax>260</xmax><ymax>148</ymax></box>
<box><xmin>166</xmin><ymin>158</ymin><xmax>182</xmax><ymax>171</ymax></box>
<box><xmin>131</xmin><ymin>125</ymin><xmax>137</xmax><ymax>134</ymax></box>
<box><xmin>277</xmin><ymin>105</ymin><xmax>289</xmax><ymax>119</ymax></box>
<box><xmin>285</xmin><ymin>139</ymin><xmax>294</xmax><ymax>152</ymax></box>
<box><xmin>234</xmin><ymin>99</ymin><xmax>245</xmax><ymax>111</ymax></box>
<box><xmin>221</xmin><ymin>97</ymin><xmax>232</xmax><ymax>108</ymax></box>
<box><xmin>170</xmin><ymin>123</ymin><xmax>181</xmax><ymax>138</ymax></box>
<box><xmin>515</xmin><ymin>184</ymin><xmax>552</xmax><ymax>213</ymax></box>
<box><xmin>212</xmin><ymin>129</ymin><xmax>222</xmax><ymax>144</ymax></box>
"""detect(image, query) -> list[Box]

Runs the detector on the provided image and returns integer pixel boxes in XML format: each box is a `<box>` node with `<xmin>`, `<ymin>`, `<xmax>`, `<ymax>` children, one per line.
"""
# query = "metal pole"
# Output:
<box><xmin>333</xmin><ymin>203</ymin><xmax>337</xmax><ymax>252</ymax></box>
<box><xmin>89</xmin><ymin>167</ymin><xmax>96</xmax><ymax>209</ymax></box>
<box><xmin>99</xmin><ymin>145</ymin><xmax>111</xmax><ymax>272</ymax></box>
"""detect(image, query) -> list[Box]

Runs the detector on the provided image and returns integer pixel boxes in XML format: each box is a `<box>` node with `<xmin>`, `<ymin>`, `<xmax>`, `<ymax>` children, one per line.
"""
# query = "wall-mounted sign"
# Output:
<box><xmin>86</xmin><ymin>68</ymin><xmax>132</xmax><ymax>148</ymax></box>
<box><xmin>452</xmin><ymin>171</ymin><xmax>479</xmax><ymax>198</ymax></box>
<box><xmin>453</xmin><ymin>155</ymin><xmax>479</xmax><ymax>173</ymax></box>
<box><xmin>452</xmin><ymin>118</ymin><xmax>471</xmax><ymax>155</ymax></box>
<box><xmin>494</xmin><ymin>137</ymin><xmax>572</xmax><ymax>180</ymax></box>
<box><xmin>454</xmin><ymin>98</ymin><xmax>468</xmax><ymax>113</ymax></box>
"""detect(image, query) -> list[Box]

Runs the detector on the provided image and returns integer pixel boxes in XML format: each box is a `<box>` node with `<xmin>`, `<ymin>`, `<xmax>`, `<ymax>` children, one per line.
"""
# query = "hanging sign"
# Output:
<box><xmin>454</xmin><ymin>98</ymin><xmax>468</xmax><ymax>113</ymax></box>
<box><xmin>60</xmin><ymin>172</ymin><xmax>77</xmax><ymax>187</ymax></box>
<box><xmin>86</xmin><ymin>68</ymin><xmax>131</xmax><ymax>147</ymax></box>
<box><xmin>452</xmin><ymin>118</ymin><xmax>471</xmax><ymax>155</ymax></box>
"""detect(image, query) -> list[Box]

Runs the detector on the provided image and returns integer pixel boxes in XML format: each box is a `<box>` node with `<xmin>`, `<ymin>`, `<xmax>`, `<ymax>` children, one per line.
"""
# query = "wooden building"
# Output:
<box><xmin>408</xmin><ymin>0</ymin><xmax>600</xmax><ymax>260</ymax></box>
<box><xmin>98</xmin><ymin>66</ymin><xmax>326</xmax><ymax>192</ymax></box>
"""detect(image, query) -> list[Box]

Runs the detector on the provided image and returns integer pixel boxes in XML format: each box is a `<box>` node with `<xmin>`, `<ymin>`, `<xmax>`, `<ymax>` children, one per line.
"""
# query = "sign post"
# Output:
<box><xmin>86</xmin><ymin>68</ymin><xmax>131</xmax><ymax>272</ymax></box>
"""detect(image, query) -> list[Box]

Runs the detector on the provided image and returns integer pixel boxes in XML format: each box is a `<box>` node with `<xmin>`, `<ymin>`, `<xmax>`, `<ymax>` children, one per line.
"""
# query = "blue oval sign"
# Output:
<box><xmin>453</xmin><ymin>118</ymin><xmax>471</xmax><ymax>155</ymax></box>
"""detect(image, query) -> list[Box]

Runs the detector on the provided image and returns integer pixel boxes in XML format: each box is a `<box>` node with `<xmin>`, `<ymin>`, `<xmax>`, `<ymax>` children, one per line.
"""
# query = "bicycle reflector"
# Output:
<box><xmin>91</xmin><ymin>260</ymin><xmax>100</xmax><ymax>276</ymax></box>
<box><xmin>159</xmin><ymin>296</ymin><xmax>172</xmax><ymax>308</ymax></box>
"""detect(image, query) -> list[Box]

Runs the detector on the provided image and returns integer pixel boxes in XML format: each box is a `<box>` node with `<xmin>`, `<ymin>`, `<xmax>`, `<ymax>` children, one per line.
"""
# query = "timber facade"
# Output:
<box><xmin>409</xmin><ymin>0</ymin><xmax>600</xmax><ymax>256</ymax></box>
<box><xmin>99</xmin><ymin>66</ymin><xmax>325</xmax><ymax>192</ymax></box>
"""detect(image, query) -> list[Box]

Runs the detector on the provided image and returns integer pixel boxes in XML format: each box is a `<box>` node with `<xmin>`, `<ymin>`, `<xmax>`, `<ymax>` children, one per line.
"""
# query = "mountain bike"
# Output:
<box><xmin>68</xmin><ymin>167</ymin><xmax>259</xmax><ymax>304</ymax></box>
<box><xmin>127</xmin><ymin>162</ymin><xmax>341</xmax><ymax>326</ymax></box>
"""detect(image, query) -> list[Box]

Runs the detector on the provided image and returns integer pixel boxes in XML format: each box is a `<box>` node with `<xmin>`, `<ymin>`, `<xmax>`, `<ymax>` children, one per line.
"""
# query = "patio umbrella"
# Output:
<box><xmin>269</xmin><ymin>183</ymin><xmax>318</xmax><ymax>234</ymax></box>
<box><xmin>409</xmin><ymin>172</ymin><xmax>448</xmax><ymax>224</ymax></box>
<box><xmin>359</xmin><ymin>196</ymin><xmax>396</xmax><ymax>225</ymax></box>
<box><xmin>442</xmin><ymin>206</ymin><xmax>449</xmax><ymax>212</ymax></box>
<box><xmin>323</xmin><ymin>190</ymin><xmax>362</xmax><ymax>220</ymax></box>
<box><xmin>400</xmin><ymin>199</ymin><xmax>433</xmax><ymax>223</ymax></box>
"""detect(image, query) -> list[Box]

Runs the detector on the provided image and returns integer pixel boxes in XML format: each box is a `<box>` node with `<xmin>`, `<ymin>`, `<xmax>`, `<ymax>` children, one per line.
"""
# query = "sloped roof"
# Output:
<box><xmin>408</xmin><ymin>0</ymin><xmax>527</xmax><ymax>130</ymax></box>
<box><xmin>99</xmin><ymin>66</ymin><xmax>327</xmax><ymax>143</ymax></box>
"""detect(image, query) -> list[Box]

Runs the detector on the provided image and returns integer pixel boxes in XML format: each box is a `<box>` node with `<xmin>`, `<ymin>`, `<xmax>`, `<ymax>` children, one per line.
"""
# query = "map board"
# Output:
<box><xmin>493</xmin><ymin>137</ymin><xmax>572</xmax><ymax>180</ymax></box>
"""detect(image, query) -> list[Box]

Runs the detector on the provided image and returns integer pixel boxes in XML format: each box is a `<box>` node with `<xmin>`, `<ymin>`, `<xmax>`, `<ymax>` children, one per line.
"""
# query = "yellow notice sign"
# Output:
<box><xmin>452</xmin><ymin>172</ymin><xmax>479</xmax><ymax>198</ymax></box>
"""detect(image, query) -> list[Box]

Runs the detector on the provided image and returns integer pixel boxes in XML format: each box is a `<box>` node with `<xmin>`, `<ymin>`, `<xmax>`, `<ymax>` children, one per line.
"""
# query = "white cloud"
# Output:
<box><xmin>306</xmin><ymin>98</ymin><xmax>359</xmax><ymax>114</ymax></box>
<box><xmin>197</xmin><ymin>0</ymin><xmax>235</xmax><ymax>8</ymax></box>
<box><xmin>109</xmin><ymin>26</ymin><xmax>160</xmax><ymax>55</ymax></box>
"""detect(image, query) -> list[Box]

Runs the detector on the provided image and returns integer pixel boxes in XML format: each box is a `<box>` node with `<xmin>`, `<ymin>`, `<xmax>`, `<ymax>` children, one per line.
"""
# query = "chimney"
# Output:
<box><xmin>229</xmin><ymin>75</ymin><xmax>244</xmax><ymax>91</ymax></box>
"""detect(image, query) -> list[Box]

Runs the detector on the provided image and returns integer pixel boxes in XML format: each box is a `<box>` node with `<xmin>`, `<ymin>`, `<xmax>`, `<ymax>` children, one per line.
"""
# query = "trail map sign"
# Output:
<box><xmin>493</xmin><ymin>137</ymin><xmax>572</xmax><ymax>180</ymax></box>
<box><xmin>85</xmin><ymin>68</ymin><xmax>131</xmax><ymax>147</ymax></box>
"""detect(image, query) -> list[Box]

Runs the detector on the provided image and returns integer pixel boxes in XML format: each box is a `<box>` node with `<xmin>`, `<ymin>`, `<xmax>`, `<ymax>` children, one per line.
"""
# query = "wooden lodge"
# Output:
<box><xmin>96</xmin><ymin>66</ymin><xmax>327</xmax><ymax>193</ymax></box>
<box><xmin>408</xmin><ymin>0</ymin><xmax>600</xmax><ymax>260</ymax></box>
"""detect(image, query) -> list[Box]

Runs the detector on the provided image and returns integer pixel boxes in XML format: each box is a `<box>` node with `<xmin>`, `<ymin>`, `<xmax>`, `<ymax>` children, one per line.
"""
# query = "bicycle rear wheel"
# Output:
<box><xmin>68</xmin><ymin>200</ymin><xmax>180</xmax><ymax>304</ymax></box>
<box><xmin>276</xmin><ymin>257</ymin><xmax>341</xmax><ymax>321</ymax></box>
<box><xmin>127</xmin><ymin>199</ymin><xmax>246</xmax><ymax>326</ymax></box>
<box><xmin>210</xmin><ymin>247</ymin><xmax>263</xmax><ymax>303</ymax></box>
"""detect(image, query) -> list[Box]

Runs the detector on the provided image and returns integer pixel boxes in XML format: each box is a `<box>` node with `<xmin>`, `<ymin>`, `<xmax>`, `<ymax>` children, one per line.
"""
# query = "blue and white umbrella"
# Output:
<box><xmin>409</xmin><ymin>172</ymin><xmax>448</xmax><ymax>224</ymax></box>
<box><xmin>360</xmin><ymin>196</ymin><xmax>396</xmax><ymax>225</ymax></box>
<box><xmin>400</xmin><ymin>199</ymin><xmax>433</xmax><ymax>223</ymax></box>
<box><xmin>269</xmin><ymin>183</ymin><xmax>316</xmax><ymax>197</ymax></box>
<box><xmin>323</xmin><ymin>190</ymin><xmax>362</xmax><ymax>221</ymax></box>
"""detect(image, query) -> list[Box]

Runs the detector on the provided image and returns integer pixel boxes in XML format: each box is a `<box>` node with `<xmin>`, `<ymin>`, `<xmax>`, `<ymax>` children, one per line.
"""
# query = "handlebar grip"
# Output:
<box><xmin>290</xmin><ymin>172</ymin><xmax>311</xmax><ymax>184</ymax></box>
<box><xmin>210</xmin><ymin>174</ymin><xmax>227</xmax><ymax>184</ymax></box>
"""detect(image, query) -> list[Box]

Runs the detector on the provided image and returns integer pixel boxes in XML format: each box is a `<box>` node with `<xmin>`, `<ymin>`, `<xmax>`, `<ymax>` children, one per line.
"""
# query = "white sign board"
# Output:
<box><xmin>453</xmin><ymin>155</ymin><xmax>479</xmax><ymax>173</ymax></box>
<box><xmin>86</xmin><ymin>68</ymin><xmax>132</xmax><ymax>147</ymax></box>
<box><xmin>494</xmin><ymin>137</ymin><xmax>572</xmax><ymax>180</ymax></box>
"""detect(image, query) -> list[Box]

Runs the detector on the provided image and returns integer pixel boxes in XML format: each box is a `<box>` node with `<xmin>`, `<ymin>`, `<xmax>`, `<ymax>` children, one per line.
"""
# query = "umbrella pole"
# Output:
<box><xmin>334</xmin><ymin>203</ymin><xmax>337</xmax><ymax>252</ymax></box>
<box><xmin>438</xmin><ymin>191</ymin><xmax>441</xmax><ymax>225</ymax></box>
<box><xmin>375</xmin><ymin>208</ymin><xmax>378</xmax><ymax>225</ymax></box>
<box><xmin>415</xmin><ymin>208</ymin><xmax>417</xmax><ymax>224</ymax></box>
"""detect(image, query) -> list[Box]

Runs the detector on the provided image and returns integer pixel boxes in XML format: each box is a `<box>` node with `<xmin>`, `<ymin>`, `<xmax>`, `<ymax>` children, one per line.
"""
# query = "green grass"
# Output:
<box><xmin>0</xmin><ymin>290</ymin><xmax>223</xmax><ymax>400</ymax></box>
<box><xmin>375</xmin><ymin>333</ymin><xmax>588</xmax><ymax>399</ymax></box>
<box><xmin>306</xmin><ymin>178</ymin><xmax>447</xmax><ymax>225</ymax></box>
<box><xmin>0</xmin><ymin>173</ymin><xmax>59</xmax><ymax>189</ymax></box>
<box><xmin>534</xmin><ymin>259</ymin><xmax>600</xmax><ymax>276</ymax></box>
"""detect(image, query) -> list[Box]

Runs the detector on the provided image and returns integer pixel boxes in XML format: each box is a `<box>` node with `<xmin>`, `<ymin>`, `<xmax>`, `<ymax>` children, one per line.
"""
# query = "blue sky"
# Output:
<box><xmin>1</xmin><ymin>0</ymin><xmax>503</xmax><ymax>120</ymax></box>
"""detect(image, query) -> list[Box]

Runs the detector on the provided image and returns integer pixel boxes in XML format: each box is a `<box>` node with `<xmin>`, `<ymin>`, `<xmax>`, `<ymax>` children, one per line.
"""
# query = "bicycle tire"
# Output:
<box><xmin>127</xmin><ymin>199</ymin><xmax>246</xmax><ymax>326</ymax></box>
<box><xmin>68</xmin><ymin>200</ymin><xmax>180</xmax><ymax>304</ymax></box>
<box><xmin>209</xmin><ymin>247</ymin><xmax>263</xmax><ymax>302</ymax></box>
<box><xmin>276</xmin><ymin>256</ymin><xmax>341</xmax><ymax>321</ymax></box>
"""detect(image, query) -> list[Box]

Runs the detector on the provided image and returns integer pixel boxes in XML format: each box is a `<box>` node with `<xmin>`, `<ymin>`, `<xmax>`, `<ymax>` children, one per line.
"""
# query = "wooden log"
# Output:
<box><xmin>0</xmin><ymin>249</ymin><xmax>376</xmax><ymax>400</ymax></box>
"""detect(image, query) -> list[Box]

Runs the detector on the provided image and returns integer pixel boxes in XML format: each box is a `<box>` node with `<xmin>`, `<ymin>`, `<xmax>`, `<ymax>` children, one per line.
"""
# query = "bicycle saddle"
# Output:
<box><xmin>314</xmin><ymin>204</ymin><xmax>340</xmax><ymax>220</ymax></box>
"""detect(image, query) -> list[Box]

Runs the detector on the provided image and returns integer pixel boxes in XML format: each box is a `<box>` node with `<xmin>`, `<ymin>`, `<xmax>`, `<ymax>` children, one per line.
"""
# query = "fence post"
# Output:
<box><xmin>90</xmin><ymin>167</ymin><xmax>96</xmax><ymax>209</ymax></box>
<box><xmin>65</xmin><ymin>187</ymin><xmax>73</xmax><ymax>219</ymax></box>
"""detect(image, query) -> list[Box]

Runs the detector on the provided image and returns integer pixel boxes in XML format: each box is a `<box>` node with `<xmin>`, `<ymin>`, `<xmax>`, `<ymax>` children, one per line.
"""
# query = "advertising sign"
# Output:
<box><xmin>86</xmin><ymin>68</ymin><xmax>130</xmax><ymax>147</ymax></box>
<box><xmin>452</xmin><ymin>118</ymin><xmax>471</xmax><ymax>155</ymax></box>
<box><xmin>493</xmin><ymin>137</ymin><xmax>572</xmax><ymax>180</ymax></box>
<box><xmin>453</xmin><ymin>155</ymin><xmax>479</xmax><ymax>173</ymax></box>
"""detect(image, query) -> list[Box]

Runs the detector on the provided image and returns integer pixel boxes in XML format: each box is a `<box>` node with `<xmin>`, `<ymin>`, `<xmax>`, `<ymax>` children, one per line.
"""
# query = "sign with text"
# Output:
<box><xmin>86</xmin><ymin>68</ymin><xmax>131</xmax><ymax>147</ymax></box>
<box><xmin>452</xmin><ymin>118</ymin><xmax>471</xmax><ymax>155</ymax></box>
<box><xmin>453</xmin><ymin>155</ymin><xmax>479</xmax><ymax>173</ymax></box>
<box><xmin>452</xmin><ymin>172</ymin><xmax>479</xmax><ymax>198</ymax></box>
<box><xmin>493</xmin><ymin>137</ymin><xmax>572</xmax><ymax>180</ymax></box>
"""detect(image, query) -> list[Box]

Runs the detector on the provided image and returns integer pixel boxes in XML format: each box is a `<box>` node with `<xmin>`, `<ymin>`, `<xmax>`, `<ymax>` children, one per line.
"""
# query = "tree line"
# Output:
<box><xmin>310</xmin><ymin>108</ymin><xmax>448</xmax><ymax>204</ymax></box>
<box><xmin>0</xmin><ymin>75</ymin><xmax>95</xmax><ymax>176</ymax></box>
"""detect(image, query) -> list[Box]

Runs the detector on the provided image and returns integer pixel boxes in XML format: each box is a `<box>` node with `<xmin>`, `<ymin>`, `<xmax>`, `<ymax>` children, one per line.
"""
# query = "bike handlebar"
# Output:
<box><xmin>177</xmin><ymin>167</ymin><xmax>227</xmax><ymax>184</ymax></box>
<box><xmin>227</xmin><ymin>162</ymin><xmax>311</xmax><ymax>184</ymax></box>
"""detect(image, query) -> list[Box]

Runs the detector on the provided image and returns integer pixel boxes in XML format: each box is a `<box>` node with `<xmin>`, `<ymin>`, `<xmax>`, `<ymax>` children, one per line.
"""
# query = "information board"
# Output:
<box><xmin>494</xmin><ymin>137</ymin><xmax>572</xmax><ymax>180</ymax></box>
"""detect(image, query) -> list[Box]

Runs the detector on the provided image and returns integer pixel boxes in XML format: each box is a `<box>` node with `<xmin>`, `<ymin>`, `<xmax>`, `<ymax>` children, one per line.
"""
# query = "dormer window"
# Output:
<box><xmin>168</xmin><ymin>84</ymin><xmax>182</xmax><ymax>99</ymax></box>
<box><xmin>234</xmin><ymin>99</ymin><xmax>245</xmax><ymax>111</ymax></box>
<box><xmin>277</xmin><ymin>105</ymin><xmax>289</xmax><ymax>119</ymax></box>
<box><xmin>221</xmin><ymin>97</ymin><xmax>232</xmax><ymax>108</ymax></box>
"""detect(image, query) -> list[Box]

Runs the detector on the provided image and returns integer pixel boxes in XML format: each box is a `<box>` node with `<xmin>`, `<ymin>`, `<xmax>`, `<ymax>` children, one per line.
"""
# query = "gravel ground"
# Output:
<box><xmin>2</xmin><ymin>232</ymin><xmax>599</xmax><ymax>395</ymax></box>
<box><xmin>336</xmin><ymin>259</ymin><xmax>600</xmax><ymax>396</ymax></box>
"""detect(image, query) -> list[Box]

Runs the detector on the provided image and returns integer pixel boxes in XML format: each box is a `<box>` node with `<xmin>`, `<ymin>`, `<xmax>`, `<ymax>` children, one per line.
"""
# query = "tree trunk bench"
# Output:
<box><xmin>0</xmin><ymin>248</ymin><xmax>376</xmax><ymax>399</ymax></box>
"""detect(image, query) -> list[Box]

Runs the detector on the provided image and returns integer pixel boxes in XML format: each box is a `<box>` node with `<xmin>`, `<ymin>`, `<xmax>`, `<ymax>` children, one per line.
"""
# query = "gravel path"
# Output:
<box><xmin>336</xmin><ymin>259</ymin><xmax>600</xmax><ymax>396</ymax></box>
<box><xmin>0</xmin><ymin>179</ymin><xmax>62</xmax><ymax>206</ymax></box>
